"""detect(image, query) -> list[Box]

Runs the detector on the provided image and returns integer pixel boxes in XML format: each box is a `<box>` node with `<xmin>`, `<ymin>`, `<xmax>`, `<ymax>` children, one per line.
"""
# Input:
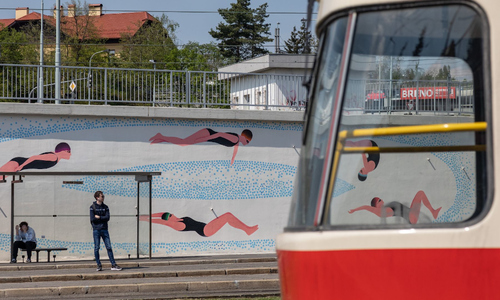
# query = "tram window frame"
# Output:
<box><xmin>285</xmin><ymin>1</ymin><xmax>492</xmax><ymax>232</ymax></box>
<box><xmin>287</xmin><ymin>14</ymin><xmax>351</xmax><ymax>229</ymax></box>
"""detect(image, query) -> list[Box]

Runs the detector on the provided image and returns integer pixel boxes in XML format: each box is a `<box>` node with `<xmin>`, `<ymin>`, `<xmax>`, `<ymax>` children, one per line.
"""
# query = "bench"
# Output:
<box><xmin>21</xmin><ymin>247</ymin><xmax>68</xmax><ymax>262</ymax></box>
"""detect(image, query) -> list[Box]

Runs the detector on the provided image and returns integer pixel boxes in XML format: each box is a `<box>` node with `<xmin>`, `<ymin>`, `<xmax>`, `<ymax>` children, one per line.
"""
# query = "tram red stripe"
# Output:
<box><xmin>277</xmin><ymin>248</ymin><xmax>500</xmax><ymax>300</ymax></box>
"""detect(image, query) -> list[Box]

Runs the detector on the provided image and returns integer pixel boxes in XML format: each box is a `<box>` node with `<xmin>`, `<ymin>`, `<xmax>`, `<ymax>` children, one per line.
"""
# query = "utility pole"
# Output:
<box><xmin>275</xmin><ymin>23</ymin><xmax>280</xmax><ymax>53</ymax></box>
<box><xmin>38</xmin><ymin>0</ymin><xmax>44</xmax><ymax>104</ymax></box>
<box><xmin>55</xmin><ymin>0</ymin><xmax>61</xmax><ymax>104</ymax></box>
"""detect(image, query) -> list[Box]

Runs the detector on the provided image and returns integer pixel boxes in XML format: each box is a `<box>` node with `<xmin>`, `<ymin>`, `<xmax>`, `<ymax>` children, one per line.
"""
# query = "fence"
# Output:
<box><xmin>0</xmin><ymin>64</ymin><xmax>475</xmax><ymax>114</ymax></box>
<box><xmin>0</xmin><ymin>64</ymin><xmax>308</xmax><ymax>111</ymax></box>
<box><xmin>344</xmin><ymin>79</ymin><xmax>474</xmax><ymax>115</ymax></box>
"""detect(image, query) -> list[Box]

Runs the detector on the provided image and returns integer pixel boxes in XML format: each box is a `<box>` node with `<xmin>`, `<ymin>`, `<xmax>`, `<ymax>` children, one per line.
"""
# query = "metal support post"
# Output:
<box><xmin>55</xmin><ymin>0</ymin><xmax>61</xmax><ymax>104</ymax></box>
<box><xmin>149</xmin><ymin>177</ymin><xmax>152</xmax><ymax>260</ymax></box>
<box><xmin>266</xmin><ymin>76</ymin><xmax>269</xmax><ymax>110</ymax></box>
<box><xmin>38</xmin><ymin>0</ymin><xmax>44</xmax><ymax>104</ymax></box>
<box><xmin>104</xmin><ymin>68</ymin><xmax>107</xmax><ymax>105</ymax></box>
<box><xmin>170</xmin><ymin>72</ymin><xmax>173</xmax><ymax>107</ymax></box>
<box><xmin>203</xmin><ymin>72</ymin><xmax>206</xmax><ymax>108</ymax></box>
<box><xmin>10</xmin><ymin>179</ymin><xmax>14</xmax><ymax>260</ymax></box>
<box><xmin>136</xmin><ymin>181</ymin><xmax>140</xmax><ymax>259</ymax></box>
<box><xmin>186</xmin><ymin>71</ymin><xmax>191</xmax><ymax>105</ymax></box>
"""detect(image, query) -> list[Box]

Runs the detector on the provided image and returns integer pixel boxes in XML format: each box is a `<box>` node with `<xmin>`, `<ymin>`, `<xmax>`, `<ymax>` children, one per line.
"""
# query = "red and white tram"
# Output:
<box><xmin>276</xmin><ymin>0</ymin><xmax>498</xmax><ymax>299</ymax></box>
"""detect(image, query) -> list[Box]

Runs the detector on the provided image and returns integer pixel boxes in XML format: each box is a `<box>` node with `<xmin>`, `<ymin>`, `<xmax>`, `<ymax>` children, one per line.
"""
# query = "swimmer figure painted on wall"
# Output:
<box><xmin>140</xmin><ymin>212</ymin><xmax>258</xmax><ymax>237</ymax></box>
<box><xmin>348</xmin><ymin>191</ymin><xmax>442</xmax><ymax>224</ymax></box>
<box><xmin>345</xmin><ymin>139</ymin><xmax>379</xmax><ymax>181</ymax></box>
<box><xmin>149</xmin><ymin>128</ymin><xmax>253</xmax><ymax>165</ymax></box>
<box><xmin>0</xmin><ymin>143</ymin><xmax>71</xmax><ymax>172</ymax></box>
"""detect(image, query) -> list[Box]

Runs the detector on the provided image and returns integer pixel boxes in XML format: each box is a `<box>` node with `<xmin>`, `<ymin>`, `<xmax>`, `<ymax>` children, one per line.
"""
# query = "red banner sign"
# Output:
<box><xmin>366</xmin><ymin>92</ymin><xmax>385</xmax><ymax>100</ymax></box>
<box><xmin>401</xmin><ymin>87</ymin><xmax>456</xmax><ymax>100</ymax></box>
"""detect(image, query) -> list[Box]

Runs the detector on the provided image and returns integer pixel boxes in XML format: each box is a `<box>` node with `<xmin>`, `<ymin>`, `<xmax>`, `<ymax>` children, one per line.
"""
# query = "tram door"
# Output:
<box><xmin>7</xmin><ymin>174</ymin><xmax>152</xmax><ymax>262</ymax></box>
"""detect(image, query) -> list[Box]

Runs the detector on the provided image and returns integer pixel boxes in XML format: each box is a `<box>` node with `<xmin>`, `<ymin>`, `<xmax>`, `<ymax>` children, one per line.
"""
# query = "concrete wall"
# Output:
<box><xmin>0</xmin><ymin>103</ymin><xmax>304</xmax><ymax>261</ymax></box>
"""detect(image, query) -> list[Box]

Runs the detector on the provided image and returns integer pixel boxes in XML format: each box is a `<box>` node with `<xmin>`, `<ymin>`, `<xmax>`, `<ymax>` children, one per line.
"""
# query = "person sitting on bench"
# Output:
<box><xmin>11</xmin><ymin>221</ymin><xmax>37</xmax><ymax>263</ymax></box>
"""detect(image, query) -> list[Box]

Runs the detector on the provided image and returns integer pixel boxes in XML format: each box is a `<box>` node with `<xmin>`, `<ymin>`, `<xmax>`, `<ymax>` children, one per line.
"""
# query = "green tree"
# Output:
<box><xmin>436</xmin><ymin>65</ymin><xmax>452</xmax><ymax>80</ymax></box>
<box><xmin>249</xmin><ymin>3</ymin><xmax>272</xmax><ymax>58</ymax></box>
<box><xmin>284</xmin><ymin>26</ymin><xmax>301</xmax><ymax>54</ymax></box>
<box><xmin>195</xmin><ymin>42</ymin><xmax>233</xmax><ymax>70</ymax></box>
<box><xmin>368</xmin><ymin>57</ymin><xmax>404</xmax><ymax>80</ymax></box>
<box><xmin>209</xmin><ymin>0</ymin><xmax>271</xmax><ymax>62</ymax></box>
<box><xmin>162</xmin><ymin>42</ymin><xmax>230</xmax><ymax>71</ymax></box>
<box><xmin>298</xmin><ymin>20</ymin><xmax>313</xmax><ymax>54</ymax></box>
<box><xmin>119</xmin><ymin>14</ymin><xmax>177</xmax><ymax>68</ymax></box>
<box><xmin>177</xmin><ymin>42</ymin><xmax>228</xmax><ymax>71</ymax></box>
<box><xmin>0</xmin><ymin>27</ymin><xmax>29</xmax><ymax>64</ymax></box>
<box><xmin>62</xmin><ymin>0</ymin><xmax>106</xmax><ymax>66</ymax></box>
<box><xmin>284</xmin><ymin>20</ymin><xmax>317</xmax><ymax>54</ymax></box>
<box><xmin>17</xmin><ymin>20</ymin><xmax>57</xmax><ymax>65</ymax></box>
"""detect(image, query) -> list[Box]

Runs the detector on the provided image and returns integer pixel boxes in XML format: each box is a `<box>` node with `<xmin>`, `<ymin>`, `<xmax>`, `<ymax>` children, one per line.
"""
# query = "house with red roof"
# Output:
<box><xmin>0</xmin><ymin>4</ymin><xmax>158</xmax><ymax>54</ymax></box>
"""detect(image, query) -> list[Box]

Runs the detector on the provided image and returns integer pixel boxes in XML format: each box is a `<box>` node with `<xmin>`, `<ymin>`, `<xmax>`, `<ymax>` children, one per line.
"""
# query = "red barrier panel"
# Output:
<box><xmin>401</xmin><ymin>87</ymin><xmax>456</xmax><ymax>100</ymax></box>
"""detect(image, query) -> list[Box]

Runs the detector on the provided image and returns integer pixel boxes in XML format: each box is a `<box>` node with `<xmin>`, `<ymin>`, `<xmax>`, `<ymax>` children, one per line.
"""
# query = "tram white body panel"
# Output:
<box><xmin>277</xmin><ymin>0</ymin><xmax>500</xmax><ymax>299</ymax></box>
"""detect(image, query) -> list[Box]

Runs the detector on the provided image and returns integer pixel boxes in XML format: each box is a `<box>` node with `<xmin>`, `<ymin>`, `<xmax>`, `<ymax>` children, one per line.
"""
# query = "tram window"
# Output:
<box><xmin>326</xmin><ymin>4</ymin><xmax>487</xmax><ymax>227</ymax></box>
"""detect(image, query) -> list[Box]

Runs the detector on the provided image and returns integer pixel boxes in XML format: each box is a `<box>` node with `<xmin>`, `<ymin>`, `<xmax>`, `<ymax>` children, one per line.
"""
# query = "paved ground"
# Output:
<box><xmin>0</xmin><ymin>254</ymin><xmax>280</xmax><ymax>299</ymax></box>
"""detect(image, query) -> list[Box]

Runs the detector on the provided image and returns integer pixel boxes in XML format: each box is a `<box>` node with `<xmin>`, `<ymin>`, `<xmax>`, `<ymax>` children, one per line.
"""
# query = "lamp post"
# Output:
<box><xmin>55</xmin><ymin>0</ymin><xmax>60</xmax><ymax>104</ymax></box>
<box><xmin>38</xmin><ymin>0</ymin><xmax>44</xmax><ymax>104</ymax></box>
<box><xmin>89</xmin><ymin>49</ymin><xmax>114</xmax><ymax>69</ymax></box>
<box><xmin>88</xmin><ymin>49</ymin><xmax>114</xmax><ymax>102</ymax></box>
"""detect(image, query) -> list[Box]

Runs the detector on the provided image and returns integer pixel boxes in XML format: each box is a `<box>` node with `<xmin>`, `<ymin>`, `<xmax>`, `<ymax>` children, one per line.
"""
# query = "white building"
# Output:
<box><xmin>218</xmin><ymin>54</ymin><xmax>378</xmax><ymax>111</ymax></box>
<box><xmin>218</xmin><ymin>54</ymin><xmax>315</xmax><ymax>110</ymax></box>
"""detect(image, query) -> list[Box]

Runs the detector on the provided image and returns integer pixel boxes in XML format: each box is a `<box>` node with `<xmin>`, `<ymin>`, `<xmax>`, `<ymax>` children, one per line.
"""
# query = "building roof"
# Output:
<box><xmin>219</xmin><ymin>54</ymin><xmax>315</xmax><ymax>74</ymax></box>
<box><xmin>0</xmin><ymin>18</ymin><xmax>16</xmax><ymax>28</ymax></box>
<box><xmin>93</xmin><ymin>12</ymin><xmax>156</xmax><ymax>39</ymax></box>
<box><xmin>0</xmin><ymin>11</ymin><xmax>156</xmax><ymax>40</ymax></box>
<box><xmin>16</xmin><ymin>12</ymin><xmax>43</xmax><ymax>22</ymax></box>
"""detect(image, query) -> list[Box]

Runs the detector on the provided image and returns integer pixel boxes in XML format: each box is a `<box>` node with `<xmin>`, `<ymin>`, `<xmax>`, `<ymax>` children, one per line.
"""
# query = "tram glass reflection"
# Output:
<box><xmin>328</xmin><ymin>5</ymin><xmax>486</xmax><ymax>227</ymax></box>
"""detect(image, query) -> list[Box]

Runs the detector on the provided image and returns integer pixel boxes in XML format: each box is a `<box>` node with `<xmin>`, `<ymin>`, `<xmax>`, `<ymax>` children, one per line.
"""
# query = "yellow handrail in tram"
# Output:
<box><xmin>322</xmin><ymin>122</ymin><xmax>487</xmax><ymax>224</ymax></box>
<box><xmin>338</xmin><ymin>122</ymin><xmax>487</xmax><ymax>139</ymax></box>
<box><xmin>344</xmin><ymin>145</ymin><xmax>486</xmax><ymax>153</ymax></box>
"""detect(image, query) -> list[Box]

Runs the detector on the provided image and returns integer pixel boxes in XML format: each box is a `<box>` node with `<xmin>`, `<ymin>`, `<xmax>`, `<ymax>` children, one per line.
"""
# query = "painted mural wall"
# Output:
<box><xmin>330</xmin><ymin>127</ymin><xmax>477</xmax><ymax>227</ymax></box>
<box><xmin>0</xmin><ymin>109</ymin><xmax>303</xmax><ymax>261</ymax></box>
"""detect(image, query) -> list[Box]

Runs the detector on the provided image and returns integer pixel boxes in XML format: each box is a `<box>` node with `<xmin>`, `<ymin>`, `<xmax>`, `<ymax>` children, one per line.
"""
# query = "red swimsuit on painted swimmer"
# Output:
<box><xmin>0</xmin><ymin>143</ymin><xmax>71</xmax><ymax>172</ymax></box>
<box><xmin>345</xmin><ymin>140</ymin><xmax>380</xmax><ymax>181</ymax></box>
<box><xmin>140</xmin><ymin>212</ymin><xmax>258</xmax><ymax>237</ymax></box>
<box><xmin>348</xmin><ymin>190</ymin><xmax>442</xmax><ymax>224</ymax></box>
<box><xmin>149</xmin><ymin>128</ymin><xmax>253</xmax><ymax>165</ymax></box>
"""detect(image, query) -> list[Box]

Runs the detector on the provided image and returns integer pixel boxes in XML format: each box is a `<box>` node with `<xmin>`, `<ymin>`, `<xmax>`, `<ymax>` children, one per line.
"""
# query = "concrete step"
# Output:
<box><xmin>0</xmin><ymin>262</ymin><xmax>278</xmax><ymax>283</ymax></box>
<box><xmin>0</xmin><ymin>254</ymin><xmax>277</xmax><ymax>271</ymax></box>
<box><xmin>0</xmin><ymin>254</ymin><xmax>280</xmax><ymax>299</ymax></box>
<box><xmin>0</xmin><ymin>274</ymin><xmax>280</xmax><ymax>299</ymax></box>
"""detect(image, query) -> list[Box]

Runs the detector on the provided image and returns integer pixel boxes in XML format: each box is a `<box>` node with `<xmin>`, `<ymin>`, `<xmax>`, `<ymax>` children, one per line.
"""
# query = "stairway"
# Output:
<box><xmin>0</xmin><ymin>254</ymin><xmax>280</xmax><ymax>299</ymax></box>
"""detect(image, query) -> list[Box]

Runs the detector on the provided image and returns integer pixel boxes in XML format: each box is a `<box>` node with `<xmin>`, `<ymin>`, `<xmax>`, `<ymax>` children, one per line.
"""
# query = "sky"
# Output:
<box><xmin>0</xmin><ymin>0</ymin><xmax>318</xmax><ymax>51</ymax></box>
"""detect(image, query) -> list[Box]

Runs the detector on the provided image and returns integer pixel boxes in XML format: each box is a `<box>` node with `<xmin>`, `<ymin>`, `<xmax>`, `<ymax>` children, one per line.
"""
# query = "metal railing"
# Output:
<box><xmin>0</xmin><ymin>64</ymin><xmax>476</xmax><ymax>115</ymax></box>
<box><xmin>0</xmin><ymin>64</ymin><xmax>308</xmax><ymax>110</ymax></box>
<box><xmin>344</xmin><ymin>79</ymin><xmax>474</xmax><ymax>115</ymax></box>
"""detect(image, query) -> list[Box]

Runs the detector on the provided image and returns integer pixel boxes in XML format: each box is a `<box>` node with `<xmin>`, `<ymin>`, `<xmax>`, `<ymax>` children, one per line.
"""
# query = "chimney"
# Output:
<box><xmin>15</xmin><ymin>7</ymin><xmax>29</xmax><ymax>19</ymax></box>
<box><xmin>89</xmin><ymin>4</ymin><xmax>103</xmax><ymax>17</ymax></box>
<box><xmin>68</xmin><ymin>4</ymin><xmax>76</xmax><ymax>17</ymax></box>
<box><xmin>53</xmin><ymin>5</ymin><xmax>63</xmax><ymax>18</ymax></box>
